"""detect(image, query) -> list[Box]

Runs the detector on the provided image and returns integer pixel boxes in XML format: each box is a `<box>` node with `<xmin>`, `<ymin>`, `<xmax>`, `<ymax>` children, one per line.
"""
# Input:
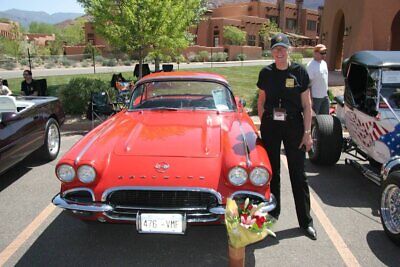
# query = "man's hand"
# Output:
<box><xmin>299</xmin><ymin>132</ymin><xmax>313</xmax><ymax>152</ymax></box>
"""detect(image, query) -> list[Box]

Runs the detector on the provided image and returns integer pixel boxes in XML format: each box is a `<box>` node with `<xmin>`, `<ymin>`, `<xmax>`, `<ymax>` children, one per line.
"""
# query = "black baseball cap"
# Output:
<box><xmin>271</xmin><ymin>33</ymin><xmax>290</xmax><ymax>49</ymax></box>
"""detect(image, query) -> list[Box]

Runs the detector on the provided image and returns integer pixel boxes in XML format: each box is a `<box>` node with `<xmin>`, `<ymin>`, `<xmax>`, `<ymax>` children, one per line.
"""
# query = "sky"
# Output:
<box><xmin>0</xmin><ymin>0</ymin><xmax>85</xmax><ymax>14</ymax></box>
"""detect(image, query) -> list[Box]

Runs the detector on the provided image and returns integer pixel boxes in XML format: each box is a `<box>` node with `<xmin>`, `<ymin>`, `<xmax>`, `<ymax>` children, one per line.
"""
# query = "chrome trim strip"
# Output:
<box><xmin>52</xmin><ymin>194</ymin><xmax>113</xmax><ymax>212</ymax></box>
<box><xmin>114</xmin><ymin>205</ymin><xmax>208</xmax><ymax>211</ymax></box>
<box><xmin>101</xmin><ymin>186</ymin><xmax>223</xmax><ymax>204</ymax></box>
<box><xmin>239</xmin><ymin>123</ymin><xmax>252</xmax><ymax>168</ymax></box>
<box><xmin>61</xmin><ymin>187</ymin><xmax>95</xmax><ymax>201</ymax></box>
<box><xmin>382</xmin><ymin>156</ymin><xmax>400</xmax><ymax>181</ymax></box>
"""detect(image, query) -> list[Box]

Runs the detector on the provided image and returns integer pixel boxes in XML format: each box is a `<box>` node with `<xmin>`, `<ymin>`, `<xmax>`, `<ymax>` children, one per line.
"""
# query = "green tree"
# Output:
<box><xmin>61</xmin><ymin>18</ymin><xmax>85</xmax><ymax>45</ymax></box>
<box><xmin>223</xmin><ymin>26</ymin><xmax>246</xmax><ymax>45</ymax></box>
<box><xmin>259</xmin><ymin>21</ymin><xmax>281</xmax><ymax>49</ymax></box>
<box><xmin>0</xmin><ymin>23</ymin><xmax>24</xmax><ymax>59</ymax></box>
<box><xmin>28</xmin><ymin>22</ymin><xmax>59</xmax><ymax>34</ymax></box>
<box><xmin>78</xmin><ymin>0</ymin><xmax>206</xmax><ymax>78</ymax></box>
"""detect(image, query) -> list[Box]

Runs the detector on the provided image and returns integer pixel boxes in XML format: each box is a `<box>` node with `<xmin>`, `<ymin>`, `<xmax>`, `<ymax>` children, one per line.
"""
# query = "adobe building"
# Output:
<box><xmin>0</xmin><ymin>21</ymin><xmax>19</xmax><ymax>39</ymax></box>
<box><xmin>321</xmin><ymin>0</ymin><xmax>400</xmax><ymax>70</ymax></box>
<box><xmin>24</xmin><ymin>33</ymin><xmax>56</xmax><ymax>46</ymax></box>
<box><xmin>193</xmin><ymin>0</ymin><xmax>319</xmax><ymax>50</ymax></box>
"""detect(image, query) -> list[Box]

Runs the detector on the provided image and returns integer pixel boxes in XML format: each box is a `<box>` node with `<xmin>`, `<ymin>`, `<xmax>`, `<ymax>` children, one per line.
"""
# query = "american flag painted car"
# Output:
<box><xmin>309</xmin><ymin>51</ymin><xmax>400</xmax><ymax>246</ymax></box>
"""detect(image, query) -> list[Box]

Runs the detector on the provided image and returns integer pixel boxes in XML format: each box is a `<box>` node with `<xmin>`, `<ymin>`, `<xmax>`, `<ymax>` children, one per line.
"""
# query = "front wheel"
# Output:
<box><xmin>380</xmin><ymin>171</ymin><xmax>400</xmax><ymax>246</ymax></box>
<box><xmin>38</xmin><ymin>118</ymin><xmax>60</xmax><ymax>161</ymax></box>
<box><xmin>308</xmin><ymin>115</ymin><xmax>343</xmax><ymax>165</ymax></box>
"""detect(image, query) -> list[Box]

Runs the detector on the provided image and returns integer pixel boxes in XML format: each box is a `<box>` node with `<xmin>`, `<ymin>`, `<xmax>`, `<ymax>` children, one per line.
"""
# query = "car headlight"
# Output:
<box><xmin>56</xmin><ymin>164</ymin><xmax>75</xmax><ymax>182</ymax></box>
<box><xmin>250</xmin><ymin>167</ymin><xmax>269</xmax><ymax>186</ymax></box>
<box><xmin>77</xmin><ymin>165</ymin><xmax>96</xmax><ymax>184</ymax></box>
<box><xmin>228</xmin><ymin>167</ymin><xmax>248</xmax><ymax>186</ymax></box>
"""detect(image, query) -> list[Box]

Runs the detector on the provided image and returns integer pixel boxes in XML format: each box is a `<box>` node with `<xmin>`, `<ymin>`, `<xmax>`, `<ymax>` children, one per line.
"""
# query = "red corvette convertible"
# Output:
<box><xmin>52</xmin><ymin>72</ymin><xmax>276</xmax><ymax>234</ymax></box>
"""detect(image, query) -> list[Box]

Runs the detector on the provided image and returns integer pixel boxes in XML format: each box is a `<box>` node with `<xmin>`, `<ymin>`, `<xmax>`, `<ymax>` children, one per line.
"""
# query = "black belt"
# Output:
<box><xmin>263</xmin><ymin>112</ymin><xmax>303</xmax><ymax>120</ymax></box>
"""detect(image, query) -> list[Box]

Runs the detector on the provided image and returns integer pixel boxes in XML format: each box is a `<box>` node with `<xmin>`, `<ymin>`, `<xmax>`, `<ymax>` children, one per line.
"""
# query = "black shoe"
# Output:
<box><xmin>302</xmin><ymin>226</ymin><xmax>317</xmax><ymax>240</ymax></box>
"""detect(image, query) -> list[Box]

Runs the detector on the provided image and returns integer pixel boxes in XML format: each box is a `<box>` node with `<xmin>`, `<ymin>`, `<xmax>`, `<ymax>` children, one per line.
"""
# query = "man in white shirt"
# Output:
<box><xmin>0</xmin><ymin>77</ymin><xmax>12</xmax><ymax>95</ymax></box>
<box><xmin>307</xmin><ymin>44</ymin><xmax>329</xmax><ymax>114</ymax></box>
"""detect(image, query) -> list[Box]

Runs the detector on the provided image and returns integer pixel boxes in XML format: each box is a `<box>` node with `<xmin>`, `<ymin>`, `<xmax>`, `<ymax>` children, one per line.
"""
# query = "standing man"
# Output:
<box><xmin>307</xmin><ymin>44</ymin><xmax>329</xmax><ymax>114</ymax></box>
<box><xmin>21</xmin><ymin>70</ymin><xmax>38</xmax><ymax>96</ymax></box>
<box><xmin>257</xmin><ymin>33</ymin><xmax>317</xmax><ymax>240</ymax></box>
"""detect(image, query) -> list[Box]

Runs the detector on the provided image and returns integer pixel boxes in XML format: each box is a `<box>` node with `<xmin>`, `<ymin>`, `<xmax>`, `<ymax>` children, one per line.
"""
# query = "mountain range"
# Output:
<box><xmin>208</xmin><ymin>0</ymin><xmax>324</xmax><ymax>9</ymax></box>
<box><xmin>0</xmin><ymin>9</ymin><xmax>84</xmax><ymax>27</ymax></box>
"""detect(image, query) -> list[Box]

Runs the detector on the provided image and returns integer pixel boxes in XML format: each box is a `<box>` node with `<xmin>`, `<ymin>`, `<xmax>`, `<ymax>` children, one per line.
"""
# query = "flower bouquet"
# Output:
<box><xmin>225</xmin><ymin>198</ymin><xmax>276</xmax><ymax>267</ymax></box>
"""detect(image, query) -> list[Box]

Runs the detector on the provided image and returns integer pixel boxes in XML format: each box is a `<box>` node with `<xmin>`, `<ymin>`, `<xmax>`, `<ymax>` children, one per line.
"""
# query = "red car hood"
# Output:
<box><xmin>113</xmin><ymin>111</ymin><xmax>221</xmax><ymax>158</ymax></box>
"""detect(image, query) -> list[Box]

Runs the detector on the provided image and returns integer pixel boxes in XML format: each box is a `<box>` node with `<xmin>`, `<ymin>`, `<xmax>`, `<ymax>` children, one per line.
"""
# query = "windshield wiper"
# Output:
<box><xmin>146</xmin><ymin>107</ymin><xmax>179</xmax><ymax>111</ymax></box>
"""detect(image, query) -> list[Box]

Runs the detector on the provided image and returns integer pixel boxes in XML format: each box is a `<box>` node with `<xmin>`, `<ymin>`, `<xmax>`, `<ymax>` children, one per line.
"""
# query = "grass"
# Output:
<box><xmin>7</xmin><ymin>66</ymin><xmax>263</xmax><ymax>105</ymax></box>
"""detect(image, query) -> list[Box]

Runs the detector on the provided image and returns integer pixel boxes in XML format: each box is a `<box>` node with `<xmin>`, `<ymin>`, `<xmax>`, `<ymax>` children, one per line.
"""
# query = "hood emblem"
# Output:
<box><xmin>154</xmin><ymin>162</ymin><xmax>170</xmax><ymax>173</ymax></box>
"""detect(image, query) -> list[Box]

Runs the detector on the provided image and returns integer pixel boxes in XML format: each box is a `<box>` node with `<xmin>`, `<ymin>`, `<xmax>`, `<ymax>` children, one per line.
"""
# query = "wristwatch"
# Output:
<box><xmin>304</xmin><ymin>129</ymin><xmax>311</xmax><ymax>134</ymax></box>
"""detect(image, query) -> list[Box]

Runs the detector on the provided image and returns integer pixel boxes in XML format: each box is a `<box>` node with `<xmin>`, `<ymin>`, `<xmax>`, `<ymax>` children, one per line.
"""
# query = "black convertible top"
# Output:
<box><xmin>342</xmin><ymin>51</ymin><xmax>400</xmax><ymax>76</ymax></box>
<box><xmin>347</xmin><ymin>51</ymin><xmax>400</xmax><ymax>68</ymax></box>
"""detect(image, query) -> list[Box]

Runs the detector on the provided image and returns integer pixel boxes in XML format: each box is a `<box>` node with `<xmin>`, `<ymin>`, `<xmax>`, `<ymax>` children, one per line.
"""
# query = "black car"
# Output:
<box><xmin>0</xmin><ymin>96</ymin><xmax>65</xmax><ymax>175</ymax></box>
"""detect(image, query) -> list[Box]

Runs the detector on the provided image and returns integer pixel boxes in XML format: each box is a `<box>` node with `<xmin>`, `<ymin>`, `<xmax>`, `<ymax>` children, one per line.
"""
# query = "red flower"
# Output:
<box><xmin>255</xmin><ymin>216</ymin><xmax>266</xmax><ymax>228</ymax></box>
<box><xmin>247</xmin><ymin>204</ymin><xmax>253</xmax><ymax>211</ymax></box>
<box><xmin>241</xmin><ymin>213</ymin><xmax>248</xmax><ymax>221</ymax></box>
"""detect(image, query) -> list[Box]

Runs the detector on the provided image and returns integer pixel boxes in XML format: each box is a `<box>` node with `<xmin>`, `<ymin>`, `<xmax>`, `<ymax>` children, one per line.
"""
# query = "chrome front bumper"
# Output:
<box><xmin>52</xmin><ymin>192</ymin><xmax>276</xmax><ymax>222</ymax></box>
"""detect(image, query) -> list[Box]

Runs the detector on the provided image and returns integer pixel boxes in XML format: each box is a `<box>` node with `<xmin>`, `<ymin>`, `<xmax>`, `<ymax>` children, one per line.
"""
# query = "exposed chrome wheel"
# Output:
<box><xmin>380</xmin><ymin>171</ymin><xmax>400</xmax><ymax>246</ymax></box>
<box><xmin>381</xmin><ymin>184</ymin><xmax>400</xmax><ymax>234</ymax></box>
<box><xmin>47</xmin><ymin>123</ymin><xmax>60</xmax><ymax>156</ymax></box>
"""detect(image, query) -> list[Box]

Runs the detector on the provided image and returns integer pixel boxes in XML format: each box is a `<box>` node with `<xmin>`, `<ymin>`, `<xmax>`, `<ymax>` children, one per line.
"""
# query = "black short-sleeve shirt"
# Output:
<box><xmin>21</xmin><ymin>80</ymin><xmax>38</xmax><ymax>96</ymax></box>
<box><xmin>257</xmin><ymin>62</ymin><xmax>310</xmax><ymax>115</ymax></box>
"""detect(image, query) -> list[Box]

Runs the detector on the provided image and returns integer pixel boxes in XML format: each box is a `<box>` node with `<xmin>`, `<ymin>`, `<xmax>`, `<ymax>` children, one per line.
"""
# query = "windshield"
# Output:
<box><xmin>381</xmin><ymin>86</ymin><xmax>400</xmax><ymax>109</ymax></box>
<box><xmin>129</xmin><ymin>80</ymin><xmax>235</xmax><ymax>111</ymax></box>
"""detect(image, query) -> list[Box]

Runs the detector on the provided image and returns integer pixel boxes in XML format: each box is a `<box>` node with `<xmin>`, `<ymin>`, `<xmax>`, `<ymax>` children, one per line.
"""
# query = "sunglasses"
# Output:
<box><xmin>319</xmin><ymin>51</ymin><xmax>327</xmax><ymax>55</ymax></box>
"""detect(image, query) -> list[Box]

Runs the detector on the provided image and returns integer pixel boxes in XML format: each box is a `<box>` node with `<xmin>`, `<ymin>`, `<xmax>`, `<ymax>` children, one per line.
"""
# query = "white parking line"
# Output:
<box><xmin>281</xmin><ymin>156</ymin><xmax>360</xmax><ymax>267</ymax></box>
<box><xmin>0</xmin><ymin>204</ymin><xmax>56</xmax><ymax>266</ymax></box>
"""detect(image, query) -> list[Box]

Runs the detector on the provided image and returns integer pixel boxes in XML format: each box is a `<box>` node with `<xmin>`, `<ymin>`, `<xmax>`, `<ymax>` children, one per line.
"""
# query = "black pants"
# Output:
<box><xmin>260</xmin><ymin>114</ymin><xmax>313</xmax><ymax>228</ymax></box>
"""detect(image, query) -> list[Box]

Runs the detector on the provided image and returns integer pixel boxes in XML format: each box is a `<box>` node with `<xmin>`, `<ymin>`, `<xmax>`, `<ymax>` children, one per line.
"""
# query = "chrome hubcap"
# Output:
<box><xmin>381</xmin><ymin>184</ymin><xmax>400</xmax><ymax>234</ymax></box>
<box><xmin>47</xmin><ymin>124</ymin><xmax>60</xmax><ymax>155</ymax></box>
<box><xmin>310</xmin><ymin>126</ymin><xmax>317</xmax><ymax>155</ymax></box>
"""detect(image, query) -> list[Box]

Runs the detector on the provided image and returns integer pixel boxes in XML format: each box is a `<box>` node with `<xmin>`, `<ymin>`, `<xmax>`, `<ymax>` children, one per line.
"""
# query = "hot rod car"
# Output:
<box><xmin>52</xmin><ymin>72</ymin><xmax>276</xmax><ymax>234</ymax></box>
<box><xmin>0</xmin><ymin>96</ymin><xmax>64</xmax><ymax>175</ymax></box>
<box><xmin>309</xmin><ymin>51</ymin><xmax>400</xmax><ymax>245</ymax></box>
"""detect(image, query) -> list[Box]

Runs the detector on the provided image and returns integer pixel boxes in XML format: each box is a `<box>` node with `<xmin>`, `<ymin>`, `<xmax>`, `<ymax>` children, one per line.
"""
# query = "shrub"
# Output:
<box><xmin>19</xmin><ymin>58</ymin><xmax>29</xmax><ymax>66</ymax></box>
<box><xmin>211</xmin><ymin>52</ymin><xmax>228</xmax><ymax>62</ymax></box>
<box><xmin>236</xmin><ymin>53</ymin><xmax>247</xmax><ymax>61</ymax></box>
<box><xmin>2</xmin><ymin>61</ymin><xmax>17</xmax><ymax>70</ymax></box>
<box><xmin>250</xmin><ymin>90</ymin><xmax>259</xmax><ymax>116</ymax></box>
<box><xmin>94</xmin><ymin>55</ymin><xmax>104</xmax><ymax>64</ymax></box>
<box><xmin>302</xmin><ymin>48</ymin><xmax>314</xmax><ymax>58</ymax></box>
<box><xmin>290</xmin><ymin>53</ymin><xmax>303</xmax><ymax>64</ymax></box>
<box><xmin>187</xmin><ymin>52</ymin><xmax>199</xmax><ymax>62</ymax></box>
<box><xmin>81</xmin><ymin>61</ymin><xmax>89</xmax><ymax>67</ymax></box>
<box><xmin>198</xmin><ymin>51</ymin><xmax>210</xmax><ymax>62</ymax></box>
<box><xmin>103</xmin><ymin>58</ymin><xmax>118</xmax><ymax>66</ymax></box>
<box><xmin>262</xmin><ymin>50</ymin><xmax>272</xmax><ymax>58</ymax></box>
<box><xmin>174</xmin><ymin>54</ymin><xmax>186</xmax><ymax>64</ymax></box>
<box><xmin>123</xmin><ymin>60</ymin><xmax>132</xmax><ymax>66</ymax></box>
<box><xmin>61</xmin><ymin>57</ymin><xmax>72</xmax><ymax>67</ymax></box>
<box><xmin>44</xmin><ymin>62</ymin><xmax>56</xmax><ymax>69</ymax></box>
<box><xmin>58</xmin><ymin>78</ymin><xmax>110</xmax><ymax>115</ymax></box>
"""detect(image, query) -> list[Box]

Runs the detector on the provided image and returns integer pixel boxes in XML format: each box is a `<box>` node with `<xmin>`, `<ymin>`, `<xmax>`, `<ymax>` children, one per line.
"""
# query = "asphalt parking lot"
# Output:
<box><xmin>0</xmin><ymin>133</ymin><xmax>399</xmax><ymax>267</ymax></box>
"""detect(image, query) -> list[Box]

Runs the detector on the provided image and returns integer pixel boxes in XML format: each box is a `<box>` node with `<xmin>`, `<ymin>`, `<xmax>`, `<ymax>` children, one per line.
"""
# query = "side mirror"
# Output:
<box><xmin>239</xmin><ymin>99</ymin><xmax>246</xmax><ymax>107</ymax></box>
<box><xmin>1</xmin><ymin>112</ymin><xmax>18</xmax><ymax>125</ymax></box>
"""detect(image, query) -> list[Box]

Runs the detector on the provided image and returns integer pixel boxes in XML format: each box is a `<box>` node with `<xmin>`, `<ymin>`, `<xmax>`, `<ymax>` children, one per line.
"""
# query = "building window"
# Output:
<box><xmin>247</xmin><ymin>35</ymin><xmax>256</xmax><ymax>46</ymax></box>
<box><xmin>213</xmin><ymin>30</ymin><xmax>219</xmax><ymax>47</ymax></box>
<box><xmin>286</xmin><ymin>19</ymin><xmax>297</xmax><ymax>30</ymax></box>
<box><xmin>307</xmin><ymin>20</ymin><xmax>317</xmax><ymax>31</ymax></box>
<box><xmin>87</xmin><ymin>33</ymin><xmax>94</xmax><ymax>39</ymax></box>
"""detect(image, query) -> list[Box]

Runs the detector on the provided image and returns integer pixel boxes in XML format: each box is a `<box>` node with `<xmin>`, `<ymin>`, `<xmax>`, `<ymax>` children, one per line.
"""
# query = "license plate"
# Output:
<box><xmin>137</xmin><ymin>213</ymin><xmax>186</xmax><ymax>234</ymax></box>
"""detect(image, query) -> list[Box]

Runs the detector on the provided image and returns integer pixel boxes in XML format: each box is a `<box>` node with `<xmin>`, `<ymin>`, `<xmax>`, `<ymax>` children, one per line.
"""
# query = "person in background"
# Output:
<box><xmin>307</xmin><ymin>44</ymin><xmax>329</xmax><ymax>115</ymax></box>
<box><xmin>257</xmin><ymin>33</ymin><xmax>317</xmax><ymax>240</ymax></box>
<box><xmin>0</xmin><ymin>77</ymin><xmax>12</xmax><ymax>95</ymax></box>
<box><xmin>21</xmin><ymin>70</ymin><xmax>38</xmax><ymax>96</ymax></box>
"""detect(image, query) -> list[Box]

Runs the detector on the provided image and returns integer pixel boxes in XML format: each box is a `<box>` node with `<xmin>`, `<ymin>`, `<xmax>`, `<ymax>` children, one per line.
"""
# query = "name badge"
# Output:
<box><xmin>273</xmin><ymin>108</ymin><xmax>287</xmax><ymax>121</ymax></box>
<box><xmin>285</xmin><ymin>78</ymin><xmax>295</xmax><ymax>88</ymax></box>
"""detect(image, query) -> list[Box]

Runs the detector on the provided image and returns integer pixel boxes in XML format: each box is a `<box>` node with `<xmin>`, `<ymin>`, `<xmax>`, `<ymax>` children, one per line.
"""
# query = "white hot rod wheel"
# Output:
<box><xmin>39</xmin><ymin>118</ymin><xmax>61</xmax><ymax>161</ymax></box>
<box><xmin>380</xmin><ymin>171</ymin><xmax>400</xmax><ymax>246</ymax></box>
<box><xmin>308</xmin><ymin>115</ymin><xmax>343</xmax><ymax>165</ymax></box>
